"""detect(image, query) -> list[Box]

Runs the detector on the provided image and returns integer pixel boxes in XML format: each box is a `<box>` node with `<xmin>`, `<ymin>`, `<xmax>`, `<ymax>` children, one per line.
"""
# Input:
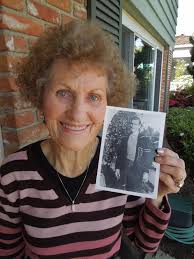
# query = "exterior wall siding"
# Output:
<box><xmin>123</xmin><ymin>0</ymin><xmax>178</xmax><ymax>47</ymax></box>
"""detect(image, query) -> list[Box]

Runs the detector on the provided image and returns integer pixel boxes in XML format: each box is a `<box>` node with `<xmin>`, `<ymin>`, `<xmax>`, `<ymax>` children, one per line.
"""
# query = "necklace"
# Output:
<box><xmin>54</xmin><ymin>138</ymin><xmax>99</xmax><ymax>212</ymax></box>
<box><xmin>56</xmin><ymin>162</ymin><xmax>90</xmax><ymax>212</ymax></box>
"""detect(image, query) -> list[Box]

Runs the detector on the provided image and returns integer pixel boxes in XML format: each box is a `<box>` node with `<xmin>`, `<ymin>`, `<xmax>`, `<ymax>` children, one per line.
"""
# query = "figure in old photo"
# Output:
<box><xmin>115</xmin><ymin>115</ymin><xmax>142</xmax><ymax>190</ymax></box>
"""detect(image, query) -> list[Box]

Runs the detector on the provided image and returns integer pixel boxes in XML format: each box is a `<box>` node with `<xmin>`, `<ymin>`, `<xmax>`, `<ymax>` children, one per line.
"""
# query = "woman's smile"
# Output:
<box><xmin>60</xmin><ymin>122</ymin><xmax>90</xmax><ymax>135</ymax></box>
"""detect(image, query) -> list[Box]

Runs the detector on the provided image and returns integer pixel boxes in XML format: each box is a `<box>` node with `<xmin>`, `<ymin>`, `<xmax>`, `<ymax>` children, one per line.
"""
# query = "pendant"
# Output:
<box><xmin>72</xmin><ymin>201</ymin><xmax>75</xmax><ymax>212</ymax></box>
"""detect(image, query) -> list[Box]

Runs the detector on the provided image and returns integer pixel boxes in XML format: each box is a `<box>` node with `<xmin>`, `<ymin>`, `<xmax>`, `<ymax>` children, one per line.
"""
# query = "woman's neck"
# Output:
<box><xmin>41</xmin><ymin>138</ymin><xmax>98</xmax><ymax>178</ymax></box>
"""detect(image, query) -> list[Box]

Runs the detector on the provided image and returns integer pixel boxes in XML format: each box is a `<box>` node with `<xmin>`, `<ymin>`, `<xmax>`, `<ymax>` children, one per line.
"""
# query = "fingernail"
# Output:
<box><xmin>157</xmin><ymin>148</ymin><xmax>164</xmax><ymax>154</ymax></box>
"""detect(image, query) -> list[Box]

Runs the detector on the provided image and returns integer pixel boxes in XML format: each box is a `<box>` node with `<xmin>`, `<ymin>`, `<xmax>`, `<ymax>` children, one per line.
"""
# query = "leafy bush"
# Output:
<box><xmin>166</xmin><ymin>107</ymin><xmax>194</xmax><ymax>175</ymax></box>
<box><xmin>185</xmin><ymin>82</ymin><xmax>194</xmax><ymax>95</ymax></box>
<box><xmin>171</xmin><ymin>74</ymin><xmax>193</xmax><ymax>91</ymax></box>
<box><xmin>169</xmin><ymin>90</ymin><xmax>194</xmax><ymax>107</ymax></box>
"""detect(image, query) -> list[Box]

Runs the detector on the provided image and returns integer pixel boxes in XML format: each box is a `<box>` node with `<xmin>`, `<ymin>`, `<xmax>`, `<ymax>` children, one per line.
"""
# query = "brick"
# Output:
<box><xmin>2</xmin><ymin>123</ymin><xmax>48</xmax><ymax>151</ymax></box>
<box><xmin>2</xmin><ymin>130</ymin><xmax>19</xmax><ymax>147</ymax></box>
<box><xmin>73</xmin><ymin>3</ymin><xmax>87</xmax><ymax>20</ymax></box>
<box><xmin>27</xmin><ymin>0</ymin><xmax>61</xmax><ymax>24</ymax></box>
<box><xmin>18</xmin><ymin>123</ymin><xmax>48</xmax><ymax>146</ymax></box>
<box><xmin>47</xmin><ymin>0</ymin><xmax>71</xmax><ymax>13</ymax></box>
<box><xmin>13</xmin><ymin>36</ymin><xmax>28</xmax><ymax>52</ymax></box>
<box><xmin>2</xmin><ymin>131</ymin><xmax>21</xmax><ymax>156</ymax></box>
<box><xmin>0</xmin><ymin>34</ymin><xmax>28</xmax><ymax>52</ymax></box>
<box><xmin>28</xmin><ymin>37</ymin><xmax>38</xmax><ymax>48</ymax></box>
<box><xmin>2</xmin><ymin>123</ymin><xmax>48</xmax><ymax>154</ymax></box>
<box><xmin>0</xmin><ymin>55</ymin><xmax>14</xmax><ymax>72</ymax></box>
<box><xmin>0</xmin><ymin>111</ymin><xmax>35</xmax><ymax>128</ymax></box>
<box><xmin>0</xmin><ymin>95</ymin><xmax>12</xmax><ymax>112</ymax></box>
<box><xmin>160</xmin><ymin>51</ymin><xmax>169</xmax><ymax>110</ymax></box>
<box><xmin>4</xmin><ymin>142</ymin><xmax>19</xmax><ymax>156</ymax></box>
<box><xmin>12</xmin><ymin>94</ymin><xmax>32</xmax><ymax>111</ymax></box>
<box><xmin>0</xmin><ymin>77</ymin><xmax>19</xmax><ymax>92</ymax></box>
<box><xmin>1</xmin><ymin>0</ymin><xmax>25</xmax><ymax>11</ymax></box>
<box><xmin>0</xmin><ymin>11</ymin><xmax>44</xmax><ymax>36</ymax></box>
<box><xmin>62</xmin><ymin>15</ymin><xmax>73</xmax><ymax>24</ymax></box>
<box><xmin>36</xmin><ymin>109</ymin><xmax>44</xmax><ymax>122</ymax></box>
<box><xmin>0</xmin><ymin>34</ymin><xmax>7</xmax><ymax>50</ymax></box>
<box><xmin>44</xmin><ymin>23</ymin><xmax>56</xmax><ymax>30</ymax></box>
<box><xmin>0</xmin><ymin>94</ymin><xmax>32</xmax><ymax>113</ymax></box>
<box><xmin>0</xmin><ymin>54</ymin><xmax>25</xmax><ymax>72</ymax></box>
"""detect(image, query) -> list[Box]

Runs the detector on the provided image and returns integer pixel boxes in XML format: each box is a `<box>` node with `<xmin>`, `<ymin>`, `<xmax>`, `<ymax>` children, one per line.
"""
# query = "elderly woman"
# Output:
<box><xmin>0</xmin><ymin>21</ymin><xmax>186</xmax><ymax>259</ymax></box>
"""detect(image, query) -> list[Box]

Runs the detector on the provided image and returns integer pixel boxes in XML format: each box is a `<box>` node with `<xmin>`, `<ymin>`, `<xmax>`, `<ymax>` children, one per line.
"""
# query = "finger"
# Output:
<box><xmin>160</xmin><ymin>164</ymin><xmax>187</xmax><ymax>181</ymax></box>
<box><xmin>155</xmin><ymin>155</ymin><xmax>185</xmax><ymax>169</ymax></box>
<box><xmin>157</xmin><ymin>148</ymin><xmax>179</xmax><ymax>159</ymax></box>
<box><xmin>159</xmin><ymin>172</ymin><xmax>180</xmax><ymax>193</ymax></box>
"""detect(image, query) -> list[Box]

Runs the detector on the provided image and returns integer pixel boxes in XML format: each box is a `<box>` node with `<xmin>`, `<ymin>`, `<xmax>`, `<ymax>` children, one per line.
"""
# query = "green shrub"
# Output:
<box><xmin>166</xmin><ymin>107</ymin><xmax>194</xmax><ymax>175</ymax></box>
<box><xmin>185</xmin><ymin>82</ymin><xmax>194</xmax><ymax>95</ymax></box>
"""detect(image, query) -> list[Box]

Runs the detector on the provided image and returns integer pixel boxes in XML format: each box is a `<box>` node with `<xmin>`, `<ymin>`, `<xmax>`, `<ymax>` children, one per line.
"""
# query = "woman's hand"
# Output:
<box><xmin>154</xmin><ymin>148</ymin><xmax>186</xmax><ymax>205</ymax></box>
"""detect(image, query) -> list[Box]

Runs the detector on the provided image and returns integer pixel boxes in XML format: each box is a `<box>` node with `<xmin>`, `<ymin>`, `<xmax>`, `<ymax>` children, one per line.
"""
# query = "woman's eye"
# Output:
<box><xmin>89</xmin><ymin>94</ymin><xmax>100</xmax><ymax>102</ymax></box>
<box><xmin>56</xmin><ymin>90</ymin><xmax>72</xmax><ymax>98</ymax></box>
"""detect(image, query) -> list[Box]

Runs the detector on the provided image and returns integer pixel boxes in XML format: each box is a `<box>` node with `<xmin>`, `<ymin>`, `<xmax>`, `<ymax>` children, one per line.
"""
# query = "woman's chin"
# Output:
<box><xmin>58</xmin><ymin>136</ymin><xmax>93</xmax><ymax>152</ymax></box>
<box><xmin>49</xmin><ymin>125</ymin><xmax>100</xmax><ymax>152</ymax></box>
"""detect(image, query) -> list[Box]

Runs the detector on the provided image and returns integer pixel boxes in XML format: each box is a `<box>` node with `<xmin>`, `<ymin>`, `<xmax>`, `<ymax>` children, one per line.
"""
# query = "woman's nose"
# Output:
<box><xmin>67</xmin><ymin>97</ymin><xmax>88</xmax><ymax>122</ymax></box>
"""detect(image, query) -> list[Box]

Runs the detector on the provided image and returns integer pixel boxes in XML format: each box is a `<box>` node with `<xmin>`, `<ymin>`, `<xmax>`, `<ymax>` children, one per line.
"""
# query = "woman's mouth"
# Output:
<box><xmin>60</xmin><ymin>122</ymin><xmax>89</xmax><ymax>133</ymax></box>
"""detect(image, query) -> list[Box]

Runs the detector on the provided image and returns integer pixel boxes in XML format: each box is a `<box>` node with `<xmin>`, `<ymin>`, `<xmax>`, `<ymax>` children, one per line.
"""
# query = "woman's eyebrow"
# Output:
<box><xmin>54</xmin><ymin>82</ymin><xmax>106</xmax><ymax>92</ymax></box>
<box><xmin>54</xmin><ymin>82</ymin><xmax>71</xmax><ymax>89</ymax></box>
<box><xmin>89</xmin><ymin>88</ymin><xmax>106</xmax><ymax>92</ymax></box>
<box><xmin>56</xmin><ymin>81</ymin><xmax>69</xmax><ymax>86</ymax></box>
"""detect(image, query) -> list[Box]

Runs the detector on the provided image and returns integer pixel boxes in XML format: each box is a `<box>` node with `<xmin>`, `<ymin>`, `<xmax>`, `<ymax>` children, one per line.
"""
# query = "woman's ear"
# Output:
<box><xmin>38</xmin><ymin>110</ymin><xmax>46</xmax><ymax>124</ymax></box>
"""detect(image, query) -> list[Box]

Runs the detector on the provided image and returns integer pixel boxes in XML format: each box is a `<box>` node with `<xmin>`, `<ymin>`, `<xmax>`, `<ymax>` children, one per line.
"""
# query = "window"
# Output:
<box><xmin>122</xmin><ymin>11</ymin><xmax>163</xmax><ymax>111</ymax></box>
<box><xmin>133</xmin><ymin>36</ymin><xmax>156</xmax><ymax>110</ymax></box>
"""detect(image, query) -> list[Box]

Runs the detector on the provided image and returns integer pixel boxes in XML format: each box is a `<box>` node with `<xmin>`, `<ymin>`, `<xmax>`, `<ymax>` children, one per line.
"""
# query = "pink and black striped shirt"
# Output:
<box><xmin>0</xmin><ymin>140</ymin><xmax>171</xmax><ymax>258</ymax></box>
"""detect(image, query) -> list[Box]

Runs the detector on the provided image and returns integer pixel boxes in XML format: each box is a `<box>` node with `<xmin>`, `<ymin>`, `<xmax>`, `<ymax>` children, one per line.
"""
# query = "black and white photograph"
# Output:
<box><xmin>96</xmin><ymin>106</ymin><xmax>166</xmax><ymax>199</ymax></box>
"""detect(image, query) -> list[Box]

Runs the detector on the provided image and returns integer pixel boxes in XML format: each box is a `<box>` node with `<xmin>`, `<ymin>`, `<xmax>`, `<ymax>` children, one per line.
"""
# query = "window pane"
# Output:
<box><xmin>133</xmin><ymin>36</ymin><xmax>155</xmax><ymax>110</ymax></box>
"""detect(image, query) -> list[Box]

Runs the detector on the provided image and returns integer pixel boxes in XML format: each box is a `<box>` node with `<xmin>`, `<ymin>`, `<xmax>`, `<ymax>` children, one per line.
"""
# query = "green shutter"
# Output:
<box><xmin>87</xmin><ymin>0</ymin><xmax>122</xmax><ymax>51</ymax></box>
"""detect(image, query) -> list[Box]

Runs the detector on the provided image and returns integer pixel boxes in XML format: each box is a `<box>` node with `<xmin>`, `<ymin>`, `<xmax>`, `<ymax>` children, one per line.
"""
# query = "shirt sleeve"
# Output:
<box><xmin>0</xmin><ymin>163</ymin><xmax>25</xmax><ymax>258</ymax></box>
<box><xmin>123</xmin><ymin>195</ymin><xmax>171</xmax><ymax>253</ymax></box>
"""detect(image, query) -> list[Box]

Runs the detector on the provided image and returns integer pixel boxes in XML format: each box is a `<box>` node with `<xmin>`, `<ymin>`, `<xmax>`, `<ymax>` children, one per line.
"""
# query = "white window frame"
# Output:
<box><xmin>122</xmin><ymin>10</ymin><xmax>164</xmax><ymax>111</ymax></box>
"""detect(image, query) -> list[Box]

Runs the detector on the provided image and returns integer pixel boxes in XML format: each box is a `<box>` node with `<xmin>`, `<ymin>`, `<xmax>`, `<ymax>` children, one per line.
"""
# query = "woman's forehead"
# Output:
<box><xmin>50</xmin><ymin>58</ymin><xmax>107</xmax><ymax>78</ymax></box>
<box><xmin>46</xmin><ymin>59</ymin><xmax>108</xmax><ymax>92</ymax></box>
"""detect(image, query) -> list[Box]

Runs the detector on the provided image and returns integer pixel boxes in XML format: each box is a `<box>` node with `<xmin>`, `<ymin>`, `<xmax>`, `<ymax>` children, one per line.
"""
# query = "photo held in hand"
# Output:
<box><xmin>96</xmin><ymin>106</ymin><xmax>166</xmax><ymax>199</ymax></box>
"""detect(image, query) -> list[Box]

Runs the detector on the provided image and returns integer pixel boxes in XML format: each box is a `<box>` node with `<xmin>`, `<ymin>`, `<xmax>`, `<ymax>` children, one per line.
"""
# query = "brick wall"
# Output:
<box><xmin>0</xmin><ymin>0</ymin><xmax>87</xmax><ymax>159</ymax></box>
<box><xmin>164</xmin><ymin>48</ymin><xmax>173</xmax><ymax>112</ymax></box>
<box><xmin>160</xmin><ymin>48</ymin><xmax>172</xmax><ymax>112</ymax></box>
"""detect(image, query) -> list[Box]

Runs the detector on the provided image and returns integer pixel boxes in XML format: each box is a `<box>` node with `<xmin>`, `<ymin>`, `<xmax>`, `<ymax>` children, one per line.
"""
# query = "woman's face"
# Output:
<box><xmin>42</xmin><ymin>59</ymin><xmax>108</xmax><ymax>151</ymax></box>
